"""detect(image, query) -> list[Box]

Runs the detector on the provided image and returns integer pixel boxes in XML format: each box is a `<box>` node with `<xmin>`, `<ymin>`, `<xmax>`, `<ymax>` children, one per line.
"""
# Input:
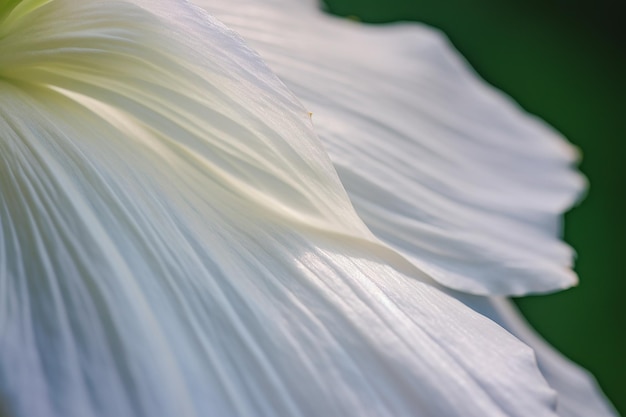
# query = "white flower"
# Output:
<box><xmin>195</xmin><ymin>1</ymin><xmax>619</xmax><ymax>415</ymax></box>
<box><xmin>0</xmin><ymin>0</ymin><xmax>616</xmax><ymax>416</ymax></box>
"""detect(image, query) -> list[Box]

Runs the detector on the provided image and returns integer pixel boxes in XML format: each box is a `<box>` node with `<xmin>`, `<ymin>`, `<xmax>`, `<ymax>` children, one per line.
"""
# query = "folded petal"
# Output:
<box><xmin>199</xmin><ymin>0</ymin><xmax>585</xmax><ymax>296</ymax></box>
<box><xmin>447</xmin><ymin>293</ymin><xmax>619</xmax><ymax>417</ymax></box>
<box><xmin>0</xmin><ymin>1</ymin><xmax>561</xmax><ymax>416</ymax></box>
<box><xmin>0</xmin><ymin>0</ymin><xmax>375</xmax><ymax>240</ymax></box>
<box><xmin>195</xmin><ymin>4</ymin><xmax>618</xmax><ymax>414</ymax></box>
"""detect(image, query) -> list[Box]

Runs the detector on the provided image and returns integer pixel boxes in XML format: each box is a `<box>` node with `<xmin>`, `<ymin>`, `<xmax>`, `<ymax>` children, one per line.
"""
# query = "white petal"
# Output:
<box><xmin>0</xmin><ymin>0</ymin><xmax>372</xmax><ymax>240</ymax></box>
<box><xmin>200</xmin><ymin>1</ymin><xmax>585</xmax><ymax>296</ymax></box>
<box><xmin>447</xmin><ymin>293</ymin><xmax>619</xmax><ymax>417</ymax></box>
<box><xmin>0</xmin><ymin>1</ymin><xmax>560</xmax><ymax>416</ymax></box>
<box><xmin>194</xmin><ymin>4</ymin><xmax>617</xmax><ymax>413</ymax></box>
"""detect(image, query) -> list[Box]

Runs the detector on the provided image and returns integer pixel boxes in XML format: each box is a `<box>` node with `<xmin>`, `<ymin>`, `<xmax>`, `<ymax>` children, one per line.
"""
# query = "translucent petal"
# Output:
<box><xmin>0</xmin><ymin>0</ymin><xmax>374</xmax><ymax>241</ymax></box>
<box><xmin>448</xmin><ymin>293</ymin><xmax>619</xmax><ymax>417</ymax></box>
<box><xmin>200</xmin><ymin>1</ymin><xmax>585</xmax><ymax>296</ymax></box>
<box><xmin>194</xmin><ymin>2</ymin><xmax>616</xmax><ymax>414</ymax></box>
<box><xmin>0</xmin><ymin>1</ymin><xmax>560</xmax><ymax>416</ymax></box>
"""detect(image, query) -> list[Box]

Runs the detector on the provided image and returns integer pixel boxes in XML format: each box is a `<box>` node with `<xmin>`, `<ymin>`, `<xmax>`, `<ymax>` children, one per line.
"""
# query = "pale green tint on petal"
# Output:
<box><xmin>0</xmin><ymin>1</ymin><xmax>563</xmax><ymax>416</ymax></box>
<box><xmin>200</xmin><ymin>1</ymin><xmax>585</xmax><ymax>296</ymax></box>
<box><xmin>0</xmin><ymin>80</ymin><xmax>556</xmax><ymax>417</ymax></box>
<box><xmin>0</xmin><ymin>0</ymin><xmax>372</xmax><ymax>240</ymax></box>
<box><xmin>0</xmin><ymin>0</ymin><xmax>51</xmax><ymax>28</ymax></box>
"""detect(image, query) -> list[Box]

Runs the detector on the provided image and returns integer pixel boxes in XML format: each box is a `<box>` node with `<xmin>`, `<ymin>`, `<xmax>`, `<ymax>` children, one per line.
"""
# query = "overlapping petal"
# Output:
<box><xmin>447</xmin><ymin>292</ymin><xmax>619</xmax><ymax>417</ymax></box>
<box><xmin>200</xmin><ymin>0</ymin><xmax>585</xmax><ymax>296</ymax></box>
<box><xmin>0</xmin><ymin>1</ymin><xmax>566</xmax><ymax>416</ymax></box>
<box><xmin>195</xmin><ymin>1</ymin><xmax>616</xmax><ymax>415</ymax></box>
<box><xmin>0</xmin><ymin>0</ymin><xmax>373</xmax><ymax>238</ymax></box>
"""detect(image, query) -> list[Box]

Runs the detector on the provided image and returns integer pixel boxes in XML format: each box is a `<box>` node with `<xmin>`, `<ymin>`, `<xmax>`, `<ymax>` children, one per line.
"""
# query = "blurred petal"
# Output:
<box><xmin>0</xmin><ymin>1</ymin><xmax>561</xmax><ymax>416</ymax></box>
<box><xmin>448</xmin><ymin>293</ymin><xmax>619</xmax><ymax>417</ymax></box>
<box><xmin>201</xmin><ymin>0</ymin><xmax>585</xmax><ymax>296</ymax></box>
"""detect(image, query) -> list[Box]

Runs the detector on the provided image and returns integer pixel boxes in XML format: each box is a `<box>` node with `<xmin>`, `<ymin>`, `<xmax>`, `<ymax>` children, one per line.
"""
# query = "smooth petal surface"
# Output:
<box><xmin>195</xmin><ymin>1</ymin><xmax>617</xmax><ymax>414</ymax></box>
<box><xmin>200</xmin><ymin>0</ymin><xmax>586</xmax><ymax>296</ymax></box>
<box><xmin>0</xmin><ymin>1</ymin><xmax>561</xmax><ymax>416</ymax></box>
<box><xmin>447</xmin><ymin>293</ymin><xmax>619</xmax><ymax>417</ymax></box>
<box><xmin>0</xmin><ymin>0</ymin><xmax>371</xmax><ymax>239</ymax></box>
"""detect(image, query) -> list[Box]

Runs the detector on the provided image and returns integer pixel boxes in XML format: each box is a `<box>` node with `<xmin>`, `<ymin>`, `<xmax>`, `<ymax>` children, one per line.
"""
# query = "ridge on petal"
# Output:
<box><xmin>0</xmin><ymin>1</ymin><xmax>562</xmax><ymax>416</ymax></box>
<box><xmin>0</xmin><ymin>0</ymin><xmax>373</xmax><ymax>240</ymax></box>
<box><xmin>446</xmin><ymin>291</ymin><xmax>619</xmax><ymax>417</ymax></box>
<box><xmin>198</xmin><ymin>0</ymin><xmax>586</xmax><ymax>296</ymax></box>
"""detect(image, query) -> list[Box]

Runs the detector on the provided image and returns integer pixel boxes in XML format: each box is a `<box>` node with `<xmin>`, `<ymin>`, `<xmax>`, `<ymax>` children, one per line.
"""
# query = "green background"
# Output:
<box><xmin>322</xmin><ymin>0</ymin><xmax>625</xmax><ymax>414</ymax></box>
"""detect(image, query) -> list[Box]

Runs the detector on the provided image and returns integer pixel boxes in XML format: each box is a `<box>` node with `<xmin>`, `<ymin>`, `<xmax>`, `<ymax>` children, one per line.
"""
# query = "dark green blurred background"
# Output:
<box><xmin>322</xmin><ymin>0</ymin><xmax>625</xmax><ymax>413</ymax></box>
